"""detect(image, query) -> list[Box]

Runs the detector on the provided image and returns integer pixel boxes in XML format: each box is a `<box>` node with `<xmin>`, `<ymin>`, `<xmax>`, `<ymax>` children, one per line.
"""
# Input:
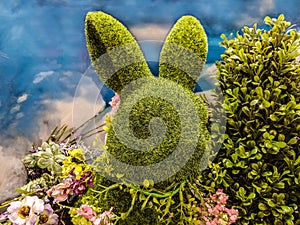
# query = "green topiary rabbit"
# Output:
<box><xmin>74</xmin><ymin>11</ymin><xmax>211</xmax><ymax>224</ymax></box>
<box><xmin>85</xmin><ymin>11</ymin><xmax>209</xmax><ymax>186</ymax></box>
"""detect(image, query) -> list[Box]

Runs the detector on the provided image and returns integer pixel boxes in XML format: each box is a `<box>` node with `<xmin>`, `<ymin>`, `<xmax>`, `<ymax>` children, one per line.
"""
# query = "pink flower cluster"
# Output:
<box><xmin>199</xmin><ymin>189</ymin><xmax>238</xmax><ymax>225</ymax></box>
<box><xmin>109</xmin><ymin>94</ymin><xmax>120</xmax><ymax>112</ymax></box>
<box><xmin>77</xmin><ymin>204</ymin><xmax>115</xmax><ymax>225</ymax></box>
<box><xmin>47</xmin><ymin>172</ymin><xmax>94</xmax><ymax>203</ymax></box>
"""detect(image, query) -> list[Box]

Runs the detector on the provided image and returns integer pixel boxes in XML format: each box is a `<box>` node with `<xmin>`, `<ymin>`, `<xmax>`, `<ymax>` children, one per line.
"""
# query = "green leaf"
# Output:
<box><xmin>265</xmin><ymin>198</ymin><xmax>276</xmax><ymax>208</ymax></box>
<box><xmin>250</xmin><ymin>99</ymin><xmax>259</xmax><ymax>106</ymax></box>
<box><xmin>273</xmin><ymin>182</ymin><xmax>285</xmax><ymax>189</ymax></box>
<box><xmin>248</xmin><ymin>192</ymin><xmax>256</xmax><ymax>199</ymax></box>
<box><xmin>278</xmin><ymin>134</ymin><xmax>285</xmax><ymax>141</ymax></box>
<box><xmin>274</xmin><ymin>141</ymin><xmax>287</xmax><ymax>148</ymax></box>
<box><xmin>223</xmin><ymin>158</ymin><xmax>233</xmax><ymax>168</ymax></box>
<box><xmin>37</xmin><ymin>158</ymin><xmax>51</xmax><ymax>169</ymax></box>
<box><xmin>153</xmin><ymin>197</ymin><xmax>159</xmax><ymax>204</ymax></box>
<box><xmin>288</xmin><ymin>137</ymin><xmax>298</xmax><ymax>145</ymax></box>
<box><xmin>40</xmin><ymin>152</ymin><xmax>52</xmax><ymax>159</ymax></box>
<box><xmin>294</xmin><ymin>156</ymin><xmax>300</xmax><ymax>166</ymax></box>
<box><xmin>143</xmin><ymin>179</ymin><xmax>150</xmax><ymax>188</ymax></box>
<box><xmin>250</xmin><ymin>148</ymin><xmax>258</xmax><ymax>155</ymax></box>
<box><xmin>280</xmin><ymin>206</ymin><xmax>293</xmax><ymax>214</ymax></box>
<box><xmin>270</xmin><ymin>114</ymin><xmax>278</xmax><ymax>121</ymax></box>
<box><xmin>256</xmin><ymin>87</ymin><xmax>263</xmax><ymax>97</ymax></box>
<box><xmin>258</xmin><ymin>203</ymin><xmax>268</xmax><ymax>211</ymax></box>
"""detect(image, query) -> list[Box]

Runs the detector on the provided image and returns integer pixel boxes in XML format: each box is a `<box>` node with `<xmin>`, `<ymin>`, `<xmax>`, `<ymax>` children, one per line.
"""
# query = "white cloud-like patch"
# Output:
<box><xmin>130</xmin><ymin>24</ymin><xmax>170</xmax><ymax>40</ymax></box>
<box><xmin>17</xmin><ymin>93</ymin><xmax>28</xmax><ymax>103</ymax></box>
<box><xmin>33</xmin><ymin>71</ymin><xmax>55</xmax><ymax>84</ymax></box>
<box><xmin>0</xmin><ymin>51</ymin><xmax>9</xmax><ymax>59</ymax></box>
<box><xmin>258</xmin><ymin>0</ymin><xmax>275</xmax><ymax>15</ymax></box>
<box><xmin>10</xmin><ymin>104</ymin><xmax>20</xmax><ymax>114</ymax></box>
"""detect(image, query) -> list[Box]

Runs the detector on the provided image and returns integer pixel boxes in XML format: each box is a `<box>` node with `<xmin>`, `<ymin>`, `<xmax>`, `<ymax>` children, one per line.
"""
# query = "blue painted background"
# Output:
<box><xmin>0</xmin><ymin>0</ymin><xmax>299</xmax><ymax>151</ymax></box>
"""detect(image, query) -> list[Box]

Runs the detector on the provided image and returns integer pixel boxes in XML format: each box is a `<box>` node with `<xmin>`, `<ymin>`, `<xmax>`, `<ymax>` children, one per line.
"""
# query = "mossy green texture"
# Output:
<box><xmin>106</xmin><ymin>76</ymin><xmax>209</xmax><ymax>185</ymax></box>
<box><xmin>85</xmin><ymin>12</ymin><xmax>152</xmax><ymax>93</ymax></box>
<box><xmin>159</xmin><ymin>15</ymin><xmax>208</xmax><ymax>91</ymax></box>
<box><xmin>81</xmin><ymin>11</ymin><xmax>210</xmax><ymax>224</ymax></box>
<box><xmin>200</xmin><ymin>14</ymin><xmax>300</xmax><ymax>224</ymax></box>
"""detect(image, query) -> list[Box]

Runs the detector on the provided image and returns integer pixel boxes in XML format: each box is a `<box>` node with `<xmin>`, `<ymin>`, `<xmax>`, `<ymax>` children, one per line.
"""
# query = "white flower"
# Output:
<box><xmin>7</xmin><ymin>196</ymin><xmax>44</xmax><ymax>225</ymax></box>
<box><xmin>38</xmin><ymin>204</ymin><xmax>58</xmax><ymax>225</ymax></box>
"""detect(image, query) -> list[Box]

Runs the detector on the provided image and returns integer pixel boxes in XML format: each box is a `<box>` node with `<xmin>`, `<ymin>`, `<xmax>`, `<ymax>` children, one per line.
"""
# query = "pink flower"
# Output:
<box><xmin>77</xmin><ymin>204</ymin><xmax>96</xmax><ymax>220</ymax></box>
<box><xmin>46</xmin><ymin>179</ymin><xmax>74</xmax><ymax>202</ymax></box>
<box><xmin>225</xmin><ymin>208</ymin><xmax>239</xmax><ymax>224</ymax></box>
<box><xmin>109</xmin><ymin>94</ymin><xmax>120</xmax><ymax>112</ymax></box>
<box><xmin>198</xmin><ymin>190</ymin><xmax>238</xmax><ymax>225</ymax></box>
<box><xmin>7</xmin><ymin>196</ymin><xmax>44</xmax><ymax>225</ymax></box>
<box><xmin>210</xmin><ymin>189</ymin><xmax>228</xmax><ymax>205</ymax></box>
<box><xmin>92</xmin><ymin>207</ymin><xmax>115</xmax><ymax>225</ymax></box>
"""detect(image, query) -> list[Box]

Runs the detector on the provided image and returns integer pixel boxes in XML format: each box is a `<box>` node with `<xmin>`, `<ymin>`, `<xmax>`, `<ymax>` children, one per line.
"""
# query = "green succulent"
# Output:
<box><xmin>23</xmin><ymin>141</ymin><xmax>66</xmax><ymax>175</ymax></box>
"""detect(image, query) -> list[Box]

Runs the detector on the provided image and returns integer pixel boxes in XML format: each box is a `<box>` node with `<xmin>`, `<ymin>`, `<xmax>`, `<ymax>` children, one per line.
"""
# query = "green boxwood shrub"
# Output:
<box><xmin>200</xmin><ymin>14</ymin><xmax>300</xmax><ymax>224</ymax></box>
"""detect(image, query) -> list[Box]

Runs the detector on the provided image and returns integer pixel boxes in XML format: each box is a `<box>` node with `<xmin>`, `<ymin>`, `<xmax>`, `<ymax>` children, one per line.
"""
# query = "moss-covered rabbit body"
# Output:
<box><xmin>73</xmin><ymin>11</ymin><xmax>210</xmax><ymax>224</ymax></box>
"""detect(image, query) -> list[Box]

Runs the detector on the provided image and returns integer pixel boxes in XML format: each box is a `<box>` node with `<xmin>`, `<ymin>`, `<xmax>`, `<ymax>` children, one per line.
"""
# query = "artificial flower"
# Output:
<box><xmin>198</xmin><ymin>189</ymin><xmax>238</xmax><ymax>225</ymax></box>
<box><xmin>38</xmin><ymin>204</ymin><xmax>58</xmax><ymax>225</ymax></box>
<box><xmin>91</xmin><ymin>207</ymin><xmax>115</xmax><ymax>225</ymax></box>
<box><xmin>7</xmin><ymin>196</ymin><xmax>44</xmax><ymax>225</ymax></box>
<box><xmin>109</xmin><ymin>94</ymin><xmax>120</xmax><ymax>112</ymax></box>
<box><xmin>68</xmin><ymin>149</ymin><xmax>85</xmax><ymax>162</ymax></box>
<box><xmin>46</xmin><ymin>179</ymin><xmax>74</xmax><ymax>202</ymax></box>
<box><xmin>77</xmin><ymin>204</ymin><xmax>96</xmax><ymax>220</ymax></box>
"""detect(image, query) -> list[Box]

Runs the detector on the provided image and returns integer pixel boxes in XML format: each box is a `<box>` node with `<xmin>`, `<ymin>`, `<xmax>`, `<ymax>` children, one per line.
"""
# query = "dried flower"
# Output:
<box><xmin>46</xmin><ymin>179</ymin><xmax>74</xmax><ymax>202</ymax></box>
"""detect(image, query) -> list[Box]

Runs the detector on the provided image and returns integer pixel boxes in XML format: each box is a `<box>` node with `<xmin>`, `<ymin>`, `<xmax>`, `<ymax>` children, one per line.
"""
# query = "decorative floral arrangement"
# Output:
<box><xmin>0</xmin><ymin>93</ymin><xmax>238</xmax><ymax>225</ymax></box>
<box><xmin>0</xmin><ymin>11</ymin><xmax>241</xmax><ymax>225</ymax></box>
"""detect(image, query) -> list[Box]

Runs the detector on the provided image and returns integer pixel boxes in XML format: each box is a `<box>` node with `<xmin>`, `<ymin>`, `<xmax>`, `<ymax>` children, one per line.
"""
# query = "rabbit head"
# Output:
<box><xmin>85</xmin><ymin>11</ymin><xmax>210</xmax><ymax>186</ymax></box>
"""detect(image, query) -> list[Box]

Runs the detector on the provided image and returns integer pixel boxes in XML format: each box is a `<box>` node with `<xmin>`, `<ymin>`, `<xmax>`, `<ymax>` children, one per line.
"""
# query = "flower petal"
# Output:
<box><xmin>8</xmin><ymin>212</ymin><xmax>26</xmax><ymax>225</ymax></box>
<box><xmin>43</xmin><ymin>204</ymin><xmax>54</xmax><ymax>215</ymax></box>
<box><xmin>7</xmin><ymin>201</ymin><xmax>22</xmax><ymax>213</ymax></box>
<box><xmin>32</xmin><ymin>198</ymin><xmax>45</xmax><ymax>214</ymax></box>
<box><xmin>26</xmin><ymin>213</ymin><xmax>38</xmax><ymax>225</ymax></box>
<box><xmin>23</xmin><ymin>196</ymin><xmax>37</xmax><ymax>208</ymax></box>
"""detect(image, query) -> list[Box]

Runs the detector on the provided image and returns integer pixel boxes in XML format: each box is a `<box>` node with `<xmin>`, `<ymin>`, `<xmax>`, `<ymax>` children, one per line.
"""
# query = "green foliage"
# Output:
<box><xmin>201</xmin><ymin>14</ymin><xmax>300</xmax><ymax>224</ymax></box>
<box><xmin>159</xmin><ymin>15</ymin><xmax>208</xmax><ymax>90</ymax></box>
<box><xmin>85</xmin><ymin>11</ymin><xmax>152</xmax><ymax>93</ymax></box>
<box><xmin>23</xmin><ymin>141</ymin><xmax>66</xmax><ymax>175</ymax></box>
<box><xmin>72</xmin><ymin>174</ymin><xmax>212</xmax><ymax>225</ymax></box>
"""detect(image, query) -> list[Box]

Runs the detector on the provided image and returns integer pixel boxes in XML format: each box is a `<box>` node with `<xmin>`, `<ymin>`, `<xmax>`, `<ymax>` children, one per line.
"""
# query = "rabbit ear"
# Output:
<box><xmin>159</xmin><ymin>16</ymin><xmax>208</xmax><ymax>91</ymax></box>
<box><xmin>85</xmin><ymin>12</ymin><xmax>153</xmax><ymax>93</ymax></box>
